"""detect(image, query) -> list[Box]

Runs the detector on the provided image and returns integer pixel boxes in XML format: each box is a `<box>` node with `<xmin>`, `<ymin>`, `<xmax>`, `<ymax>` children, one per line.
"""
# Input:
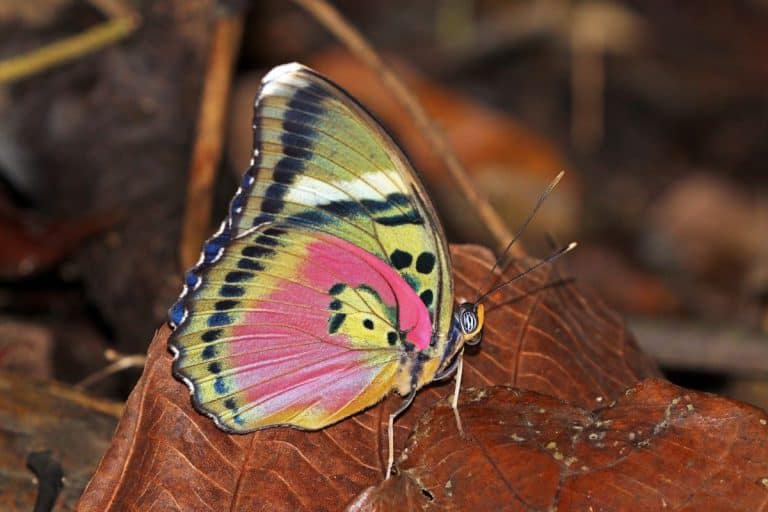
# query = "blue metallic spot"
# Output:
<box><xmin>169</xmin><ymin>302</ymin><xmax>185</xmax><ymax>326</ymax></box>
<box><xmin>241</xmin><ymin>170</ymin><xmax>255</xmax><ymax>189</ymax></box>
<box><xmin>203</xmin><ymin>230</ymin><xmax>231</xmax><ymax>261</ymax></box>
<box><xmin>185</xmin><ymin>271</ymin><xmax>199</xmax><ymax>288</ymax></box>
<box><xmin>208</xmin><ymin>312</ymin><xmax>231</xmax><ymax>327</ymax></box>
<box><xmin>214</xmin><ymin>377</ymin><xmax>228</xmax><ymax>394</ymax></box>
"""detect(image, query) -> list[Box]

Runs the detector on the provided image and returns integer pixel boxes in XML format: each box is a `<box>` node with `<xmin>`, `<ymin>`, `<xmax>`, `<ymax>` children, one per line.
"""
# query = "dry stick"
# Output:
<box><xmin>74</xmin><ymin>353</ymin><xmax>147</xmax><ymax>391</ymax></box>
<box><xmin>292</xmin><ymin>0</ymin><xmax>516</xmax><ymax>255</ymax></box>
<box><xmin>0</xmin><ymin>1</ymin><xmax>139</xmax><ymax>84</ymax></box>
<box><xmin>570</xmin><ymin>39</ymin><xmax>605</xmax><ymax>152</ymax></box>
<box><xmin>179</xmin><ymin>12</ymin><xmax>245</xmax><ymax>270</ymax></box>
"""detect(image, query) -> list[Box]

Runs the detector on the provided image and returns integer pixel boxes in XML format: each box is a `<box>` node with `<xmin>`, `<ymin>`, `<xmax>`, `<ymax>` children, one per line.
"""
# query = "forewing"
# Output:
<box><xmin>237</xmin><ymin>64</ymin><xmax>453</xmax><ymax>338</ymax></box>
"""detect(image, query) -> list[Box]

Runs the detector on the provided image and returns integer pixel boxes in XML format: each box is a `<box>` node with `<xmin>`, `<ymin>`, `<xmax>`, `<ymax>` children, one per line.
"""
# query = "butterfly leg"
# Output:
<box><xmin>451</xmin><ymin>348</ymin><xmax>466</xmax><ymax>437</ymax></box>
<box><xmin>386</xmin><ymin>387</ymin><xmax>417</xmax><ymax>479</ymax></box>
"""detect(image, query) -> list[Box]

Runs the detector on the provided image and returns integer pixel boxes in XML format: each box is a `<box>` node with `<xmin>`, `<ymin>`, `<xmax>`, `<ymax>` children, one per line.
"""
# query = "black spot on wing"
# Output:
<box><xmin>215</xmin><ymin>300</ymin><xmax>239</xmax><ymax>310</ymax></box>
<box><xmin>419</xmin><ymin>289</ymin><xmax>433</xmax><ymax>307</ymax></box>
<box><xmin>416</xmin><ymin>252</ymin><xmax>436</xmax><ymax>274</ymax></box>
<box><xmin>261</xmin><ymin>183</ymin><xmax>287</xmax><ymax>214</ymax></box>
<box><xmin>201</xmin><ymin>329</ymin><xmax>222</xmax><ymax>342</ymax></box>
<box><xmin>237</xmin><ymin>258</ymin><xmax>264</xmax><ymax>271</ymax></box>
<box><xmin>272</xmin><ymin>157</ymin><xmax>303</xmax><ymax>184</ymax></box>
<box><xmin>318</xmin><ymin>200</ymin><xmax>366</xmax><ymax>218</ymax></box>
<box><xmin>374</xmin><ymin>213</ymin><xmax>423</xmax><ymax>226</ymax></box>
<box><xmin>281</xmin><ymin>105</ymin><xmax>319</xmax><ymax>141</ymax></box>
<box><xmin>282</xmin><ymin>145</ymin><xmax>312</xmax><ymax>159</ymax></box>
<box><xmin>251</xmin><ymin>214</ymin><xmax>274</xmax><ymax>226</ymax></box>
<box><xmin>290</xmin><ymin>209</ymin><xmax>334</xmax><ymax>228</ymax></box>
<box><xmin>389</xmin><ymin>249</ymin><xmax>413</xmax><ymax>270</ymax></box>
<box><xmin>208</xmin><ymin>312</ymin><xmax>231</xmax><ymax>327</ymax></box>
<box><xmin>225</xmin><ymin>271</ymin><xmax>253</xmax><ymax>283</ymax></box>
<box><xmin>202</xmin><ymin>345</ymin><xmax>217</xmax><ymax>359</ymax></box>
<box><xmin>242</xmin><ymin>245</ymin><xmax>274</xmax><ymax>258</ymax></box>
<box><xmin>220</xmin><ymin>285</ymin><xmax>245</xmax><ymax>297</ymax></box>
<box><xmin>329</xmin><ymin>313</ymin><xmax>346</xmax><ymax>334</ymax></box>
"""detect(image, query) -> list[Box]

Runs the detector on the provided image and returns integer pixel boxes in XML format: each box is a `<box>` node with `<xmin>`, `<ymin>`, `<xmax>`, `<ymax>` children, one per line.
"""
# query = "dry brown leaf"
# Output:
<box><xmin>0</xmin><ymin>372</ymin><xmax>121</xmax><ymax>511</ymax></box>
<box><xmin>352</xmin><ymin>381</ymin><xmax>768</xmax><ymax>511</ymax></box>
<box><xmin>77</xmin><ymin>244</ymin><xmax>658</xmax><ymax>510</ymax></box>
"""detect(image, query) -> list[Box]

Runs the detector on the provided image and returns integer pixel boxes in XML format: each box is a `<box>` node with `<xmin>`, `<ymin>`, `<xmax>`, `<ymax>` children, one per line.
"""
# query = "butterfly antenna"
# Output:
<box><xmin>474</xmin><ymin>171</ymin><xmax>565</xmax><ymax>302</ymax></box>
<box><xmin>475</xmin><ymin>241</ymin><xmax>578</xmax><ymax>305</ymax></box>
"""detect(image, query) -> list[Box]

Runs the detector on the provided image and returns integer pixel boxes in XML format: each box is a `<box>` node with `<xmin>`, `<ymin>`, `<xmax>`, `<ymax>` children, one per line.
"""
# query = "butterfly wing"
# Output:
<box><xmin>169</xmin><ymin>64</ymin><xmax>453</xmax><ymax>432</ymax></box>
<box><xmin>237</xmin><ymin>64</ymin><xmax>454</xmax><ymax>339</ymax></box>
<box><xmin>170</xmin><ymin>226</ymin><xmax>433</xmax><ymax>430</ymax></box>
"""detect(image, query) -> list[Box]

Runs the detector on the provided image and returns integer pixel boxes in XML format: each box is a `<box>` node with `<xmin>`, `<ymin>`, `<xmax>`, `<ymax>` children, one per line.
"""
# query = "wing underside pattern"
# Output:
<box><xmin>168</xmin><ymin>64</ymin><xmax>453</xmax><ymax>431</ymax></box>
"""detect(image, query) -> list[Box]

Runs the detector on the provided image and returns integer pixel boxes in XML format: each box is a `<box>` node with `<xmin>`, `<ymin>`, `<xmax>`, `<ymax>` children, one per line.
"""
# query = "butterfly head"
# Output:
<box><xmin>456</xmin><ymin>302</ymin><xmax>484</xmax><ymax>346</ymax></box>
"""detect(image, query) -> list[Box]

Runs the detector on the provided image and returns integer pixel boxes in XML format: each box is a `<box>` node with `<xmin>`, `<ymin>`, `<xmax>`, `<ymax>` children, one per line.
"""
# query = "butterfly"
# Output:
<box><xmin>167</xmin><ymin>63</ymin><xmax>569</xmax><ymax>478</ymax></box>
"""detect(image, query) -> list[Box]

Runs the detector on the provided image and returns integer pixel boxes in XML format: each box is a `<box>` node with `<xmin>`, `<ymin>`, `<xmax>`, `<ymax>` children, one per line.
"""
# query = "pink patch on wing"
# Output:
<box><xmin>227</xmin><ymin>232</ymin><xmax>432</xmax><ymax>418</ymax></box>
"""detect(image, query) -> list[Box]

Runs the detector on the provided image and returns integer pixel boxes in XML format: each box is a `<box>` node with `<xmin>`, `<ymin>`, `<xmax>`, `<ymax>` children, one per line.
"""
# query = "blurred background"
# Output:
<box><xmin>1</xmin><ymin>0</ymin><xmax>767</xmax><ymax>409</ymax></box>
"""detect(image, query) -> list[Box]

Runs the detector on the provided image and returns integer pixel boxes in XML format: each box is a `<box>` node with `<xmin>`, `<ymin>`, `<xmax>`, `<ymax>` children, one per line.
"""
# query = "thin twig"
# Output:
<box><xmin>74</xmin><ymin>353</ymin><xmax>147</xmax><ymax>391</ymax></box>
<box><xmin>0</xmin><ymin>0</ymin><xmax>140</xmax><ymax>84</ymax></box>
<box><xmin>292</xmin><ymin>0</ymin><xmax>516</xmax><ymax>254</ymax></box>
<box><xmin>179</xmin><ymin>11</ymin><xmax>245</xmax><ymax>270</ymax></box>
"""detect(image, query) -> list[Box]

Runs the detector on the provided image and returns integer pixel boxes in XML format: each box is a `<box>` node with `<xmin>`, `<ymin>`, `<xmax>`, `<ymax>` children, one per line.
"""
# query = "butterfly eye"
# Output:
<box><xmin>460</xmin><ymin>309</ymin><xmax>478</xmax><ymax>334</ymax></box>
<box><xmin>458</xmin><ymin>303</ymin><xmax>484</xmax><ymax>340</ymax></box>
